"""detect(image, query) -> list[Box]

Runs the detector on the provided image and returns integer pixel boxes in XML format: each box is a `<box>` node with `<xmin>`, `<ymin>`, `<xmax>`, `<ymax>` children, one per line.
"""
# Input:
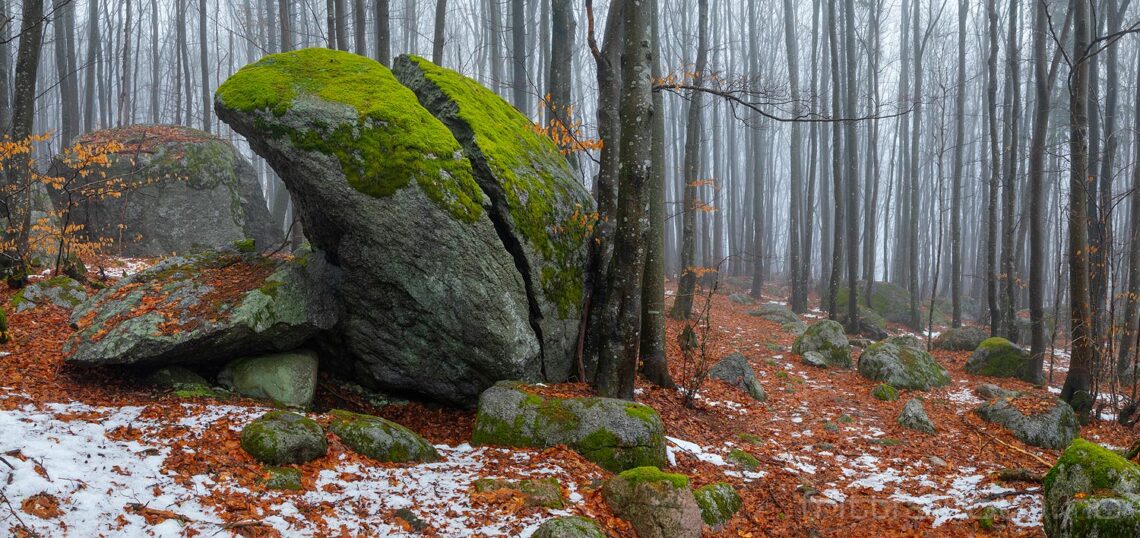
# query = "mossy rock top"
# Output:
<box><xmin>975</xmin><ymin>396</ymin><xmax>1077</xmax><ymax>449</ymax></box>
<box><xmin>934</xmin><ymin>326</ymin><xmax>988</xmax><ymax>351</ymax></box>
<box><xmin>966</xmin><ymin>337</ymin><xmax>1028</xmax><ymax>378</ymax></box>
<box><xmin>328</xmin><ymin>409</ymin><xmax>440</xmax><ymax>463</ymax></box>
<box><xmin>694</xmin><ymin>482</ymin><xmax>742</xmax><ymax>527</ymax></box>
<box><xmin>792</xmin><ymin>320</ymin><xmax>851</xmax><ymax>368</ymax></box>
<box><xmin>240</xmin><ymin>411</ymin><xmax>328</xmax><ymax>465</ymax></box>
<box><xmin>532</xmin><ymin>516</ymin><xmax>606</xmax><ymax>538</ymax></box>
<box><xmin>1044</xmin><ymin>438</ymin><xmax>1140</xmax><ymax>537</ymax></box>
<box><xmin>215</xmin><ymin>48</ymin><xmax>483</xmax><ymax>222</ymax></box>
<box><xmin>858</xmin><ymin>340</ymin><xmax>950</xmax><ymax>391</ymax></box>
<box><xmin>471</xmin><ymin>381</ymin><xmax>667</xmax><ymax>473</ymax></box>
<box><xmin>603</xmin><ymin>466</ymin><xmax>703</xmax><ymax>538</ymax></box>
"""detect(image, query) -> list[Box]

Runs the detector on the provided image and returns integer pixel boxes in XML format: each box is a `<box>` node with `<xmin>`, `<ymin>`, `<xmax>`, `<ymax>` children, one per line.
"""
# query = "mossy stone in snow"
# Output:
<box><xmin>871</xmin><ymin>383</ymin><xmax>899</xmax><ymax>402</ymax></box>
<box><xmin>1044</xmin><ymin>438</ymin><xmax>1140</xmax><ymax>537</ymax></box>
<box><xmin>218</xmin><ymin>350</ymin><xmax>319</xmax><ymax>408</ymax></box>
<box><xmin>328</xmin><ymin>409</ymin><xmax>439</xmax><ymax>463</ymax></box>
<box><xmin>727</xmin><ymin>448</ymin><xmax>760</xmax><ymax>471</ymax></box>
<box><xmin>471</xmin><ymin>381</ymin><xmax>667</xmax><ymax>472</ymax></box>
<box><xmin>603</xmin><ymin>467</ymin><xmax>702</xmax><ymax>538</ymax></box>
<box><xmin>240</xmin><ymin>411</ymin><xmax>327</xmax><ymax>465</ymax></box>
<box><xmin>966</xmin><ymin>337</ymin><xmax>1028</xmax><ymax>378</ymax></box>
<box><xmin>857</xmin><ymin>340</ymin><xmax>950</xmax><ymax>390</ymax></box>
<box><xmin>532</xmin><ymin>516</ymin><xmax>606</xmax><ymax>538</ymax></box>
<box><xmin>975</xmin><ymin>396</ymin><xmax>1077</xmax><ymax>449</ymax></box>
<box><xmin>694</xmin><ymin>482</ymin><xmax>743</xmax><ymax>527</ymax></box>
<box><xmin>472</xmin><ymin>477</ymin><xmax>563</xmax><ymax>508</ymax></box>
<box><xmin>792</xmin><ymin>320</ymin><xmax>851</xmax><ymax>368</ymax></box>
<box><xmin>748</xmin><ymin>303</ymin><xmax>799</xmax><ymax>324</ymax></box>
<box><xmin>263</xmin><ymin>466</ymin><xmax>302</xmax><ymax>491</ymax></box>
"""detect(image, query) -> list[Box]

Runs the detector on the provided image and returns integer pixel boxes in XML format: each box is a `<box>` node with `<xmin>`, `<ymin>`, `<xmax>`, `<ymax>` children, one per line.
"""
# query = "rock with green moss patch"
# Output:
<box><xmin>602</xmin><ymin>467</ymin><xmax>702</xmax><ymax>538</ymax></box>
<box><xmin>727</xmin><ymin>448</ymin><xmax>760</xmax><ymax>471</ymax></box>
<box><xmin>263</xmin><ymin>466</ymin><xmax>302</xmax><ymax>490</ymax></box>
<box><xmin>840</xmin><ymin>307</ymin><xmax>889</xmax><ymax>340</ymax></box>
<box><xmin>532</xmin><ymin>516</ymin><xmax>606</xmax><ymax>538</ymax></box>
<box><xmin>240</xmin><ymin>411</ymin><xmax>327</xmax><ymax>465</ymax></box>
<box><xmin>975</xmin><ymin>505</ymin><xmax>1004</xmax><ymax>531</ymax></box>
<box><xmin>857</xmin><ymin>340</ymin><xmax>950</xmax><ymax>390</ymax></box>
<box><xmin>218</xmin><ymin>350</ymin><xmax>319</xmax><ymax>407</ymax></box>
<box><xmin>976</xmin><ymin>396</ymin><xmax>1077</xmax><ymax>449</ymax></box>
<box><xmin>471</xmin><ymin>381</ymin><xmax>666</xmax><ymax>472</ymax></box>
<box><xmin>975</xmin><ymin>383</ymin><xmax>1019</xmax><ymax>401</ymax></box>
<box><xmin>897</xmin><ymin>398</ymin><xmax>935</xmax><ymax>434</ymax></box>
<box><xmin>708</xmin><ymin>352</ymin><xmax>766</xmax><ymax>401</ymax></box>
<box><xmin>871</xmin><ymin>383</ymin><xmax>899</xmax><ymax>402</ymax></box>
<box><xmin>748</xmin><ymin>303</ymin><xmax>799</xmax><ymax>324</ymax></box>
<box><xmin>782</xmin><ymin>320</ymin><xmax>808</xmax><ymax>336</ymax></box>
<box><xmin>473</xmin><ymin>477</ymin><xmax>563</xmax><ymax>508</ymax></box>
<box><xmin>792</xmin><ymin>320</ymin><xmax>851</xmax><ymax>368</ymax></box>
<box><xmin>935</xmin><ymin>326</ymin><xmax>988</xmax><ymax>351</ymax></box>
<box><xmin>50</xmin><ymin>125</ymin><xmax>282</xmax><ymax>257</ymax></box>
<box><xmin>966</xmin><ymin>338</ymin><xmax>1028</xmax><ymax>379</ymax></box>
<box><xmin>328</xmin><ymin>409</ymin><xmax>439</xmax><ymax>463</ymax></box>
<box><xmin>802</xmin><ymin>351</ymin><xmax>829</xmax><ymax>368</ymax></box>
<box><xmin>12</xmin><ymin>276</ymin><xmax>87</xmax><ymax>313</ymax></box>
<box><xmin>694</xmin><ymin>482</ymin><xmax>742</xmax><ymax>527</ymax></box>
<box><xmin>64</xmin><ymin>248</ymin><xmax>340</xmax><ymax>368</ymax></box>
<box><xmin>1043</xmin><ymin>438</ymin><xmax>1140</xmax><ymax>537</ymax></box>
<box><xmin>216</xmin><ymin>49</ymin><xmax>592</xmax><ymax>405</ymax></box>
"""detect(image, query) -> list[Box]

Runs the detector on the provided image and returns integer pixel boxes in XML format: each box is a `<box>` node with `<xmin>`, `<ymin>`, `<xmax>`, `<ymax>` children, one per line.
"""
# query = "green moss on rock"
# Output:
<box><xmin>472</xmin><ymin>477</ymin><xmax>564</xmax><ymax>508</ymax></box>
<box><xmin>872</xmin><ymin>383</ymin><xmax>899</xmax><ymax>401</ymax></box>
<box><xmin>858</xmin><ymin>340</ymin><xmax>950</xmax><ymax>390</ymax></box>
<box><xmin>616</xmin><ymin>466</ymin><xmax>690</xmax><ymax>489</ymax></box>
<box><xmin>263</xmin><ymin>466</ymin><xmax>302</xmax><ymax>491</ymax></box>
<box><xmin>727</xmin><ymin>448</ymin><xmax>761</xmax><ymax>471</ymax></box>
<box><xmin>1044</xmin><ymin>438</ymin><xmax>1140</xmax><ymax>537</ymax></box>
<box><xmin>532</xmin><ymin>516</ymin><xmax>606</xmax><ymax>538</ymax></box>
<box><xmin>966</xmin><ymin>337</ymin><xmax>1028</xmax><ymax>378</ymax></box>
<box><xmin>792</xmin><ymin>320</ymin><xmax>851</xmax><ymax>368</ymax></box>
<box><xmin>240</xmin><ymin>411</ymin><xmax>327</xmax><ymax>465</ymax></box>
<box><xmin>328</xmin><ymin>409</ymin><xmax>439</xmax><ymax>463</ymax></box>
<box><xmin>694</xmin><ymin>482</ymin><xmax>742</xmax><ymax>527</ymax></box>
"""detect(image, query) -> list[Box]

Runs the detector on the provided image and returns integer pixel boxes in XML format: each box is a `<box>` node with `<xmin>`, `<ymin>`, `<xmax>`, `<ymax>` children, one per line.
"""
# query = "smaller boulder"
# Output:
<box><xmin>532</xmin><ymin>516</ymin><xmax>606</xmax><ymax>538</ymax></box>
<box><xmin>857</xmin><ymin>340</ymin><xmax>950</xmax><ymax>390</ymax></box>
<box><xmin>240</xmin><ymin>411</ymin><xmax>327</xmax><ymax>465</ymax></box>
<box><xmin>726</xmin><ymin>448</ymin><xmax>760</xmax><ymax>471</ymax></box>
<box><xmin>841</xmin><ymin>307</ymin><xmax>888</xmax><ymax>340</ymax></box>
<box><xmin>975</xmin><ymin>396</ymin><xmax>1077</xmax><ymax>449</ymax></box>
<box><xmin>897</xmin><ymin>398</ymin><xmax>935</xmax><ymax>434</ymax></box>
<box><xmin>871</xmin><ymin>383</ymin><xmax>899</xmax><ymax>402</ymax></box>
<box><xmin>728</xmin><ymin>293</ymin><xmax>756</xmax><ymax>306</ymax></box>
<box><xmin>147</xmin><ymin>366</ymin><xmax>210</xmax><ymax>389</ymax></box>
<box><xmin>934</xmin><ymin>327</ymin><xmax>988</xmax><ymax>351</ymax></box>
<box><xmin>802</xmin><ymin>351</ymin><xmax>829</xmax><ymax>368</ymax></box>
<box><xmin>328</xmin><ymin>409</ymin><xmax>439</xmax><ymax>463</ymax></box>
<box><xmin>975</xmin><ymin>383</ymin><xmax>1019</xmax><ymax>401</ymax></box>
<box><xmin>11</xmin><ymin>276</ymin><xmax>87</xmax><ymax>312</ymax></box>
<box><xmin>792</xmin><ymin>320</ymin><xmax>851</xmax><ymax>368</ymax></box>
<box><xmin>263</xmin><ymin>466</ymin><xmax>302</xmax><ymax>491</ymax></box>
<box><xmin>782</xmin><ymin>321</ymin><xmax>808</xmax><ymax>336</ymax></box>
<box><xmin>1043</xmin><ymin>438</ymin><xmax>1140</xmax><ymax>537</ymax></box>
<box><xmin>218</xmin><ymin>351</ymin><xmax>319</xmax><ymax>408</ymax></box>
<box><xmin>966</xmin><ymin>337</ymin><xmax>1028</xmax><ymax>378</ymax></box>
<box><xmin>748</xmin><ymin>303</ymin><xmax>799</xmax><ymax>324</ymax></box>
<box><xmin>473</xmin><ymin>477</ymin><xmax>563</xmax><ymax>508</ymax></box>
<box><xmin>708</xmin><ymin>352</ymin><xmax>766</xmax><ymax>401</ymax></box>
<box><xmin>603</xmin><ymin>467</ymin><xmax>702</xmax><ymax>538</ymax></box>
<box><xmin>694</xmin><ymin>482</ymin><xmax>742</xmax><ymax>527</ymax></box>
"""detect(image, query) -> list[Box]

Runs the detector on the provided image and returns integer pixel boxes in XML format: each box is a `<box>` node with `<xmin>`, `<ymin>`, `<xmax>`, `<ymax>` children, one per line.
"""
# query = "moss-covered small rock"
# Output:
<box><xmin>240</xmin><ymin>411</ymin><xmax>327</xmax><ymax>465</ymax></box>
<box><xmin>328</xmin><ymin>409</ymin><xmax>439</xmax><ymax>463</ymax></box>
<box><xmin>748</xmin><ymin>303</ymin><xmax>799</xmax><ymax>324</ymax></box>
<box><xmin>897</xmin><ymin>398</ymin><xmax>935</xmax><ymax>434</ymax></box>
<box><xmin>471</xmin><ymin>381</ymin><xmax>666</xmax><ymax>472</ymax></box>
<box><xmin>218</xmin><ymin>350</ymin><xmax>318</xmax><ymax>408</ymax></box>
<box><xmin>975</xmin><ymin>383</ymin><xmax>1019</xmax><ymax>401</ymax></box>
<box><xmin>532</xmin><ymin>516</ymin><xmax>606</xmax><ymax>538</ymax></box>
<box><xmin>976</xmin><ymin>396</ymin><xmax>1076</xmax><ymax>449</ymax></box>
<box><xmin>727</xmin><ymin>448</ymin><xmax>760</xmax><ymax>471</ymax></box>
<box><xmin>966</xmin><ymin>337</ymin><xmax>1028</xmax><ymax>378</ymax></box>
<box><xmin>263</xmin><ymin>466</ymin><xmax>302</xmax><ymax>491</ymax></box>
<box><xmin>728</xmin><ymin>293</ymin><xmax>756</xmax><ymax>306</ymax></box>
<box><xmin>12</xmin><ymin>276</ymin><xmax>87</xmax><ymax>313</ymax></box>
<box><xmin>1044</xmin><ymin>438</ymin><xmax>1140</xmax><ymax>537</ymax></box>
<box><xmin>858</xmin><ymin>340</ymin><xmax>950</xmax><ymax>390</ymax></box>
<box><xmin>473</xmin><ymin>477</ymin><xmax>563</xmax><ymax>508</ymax></box>
<box><xmin>935</xmin><ymin>326</ymin><xmax>988</xmax><ymax>351</ymax></box>
<box><xmin>708</xmin><ymin>352</ymin><xmax>766</xmax><ymax>401</ymax></box>
<box><xmin>792</xmin><ymin>320</ymin><xmax>851</xmax><ymax>368</ymax></box>
<box><xmin>871</xmin><ymin>383</ymin><xmax>899</xmax><ymax>402</ymax></box>
<box><xmin>603</xmin><ymin>467</ymin><xmax>702</xmax><ymax>538</ymax></box>
<box><xmin>694</xmin><ymin>482</ymin><xmax>742</xmax><ymax>527</ymax></box>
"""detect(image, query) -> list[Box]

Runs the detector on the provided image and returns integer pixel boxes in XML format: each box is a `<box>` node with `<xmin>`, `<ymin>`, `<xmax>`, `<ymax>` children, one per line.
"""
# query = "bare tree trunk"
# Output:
<box><xmin>950</xmin><ymin>0</ymin><xmax>966</xmax><ymax>329</ymax></box>
<box><xmin>9</xmin><ymin>0</ymin><xmax>46</xmax><ymax>265</ymax></box>
<box><xmin>375</xmin><ymin>0</ymin><xmax>391</xmax><ymax>65</ymax></box>
<box><xmin>985</xmin><ymin>0</ymin><xmax>1001</xmax><ymax>335</ymax></box>
<box><xmin>781</xmin><ymin>0</ymin><xmax>806</xmax><ymax>313</ymax></box>
<box><xmin>0</xmin><ymin>0</ymin><xmax>10</xmax><ymax>131</ymax></box>
<box><xmin>199</xmin><ymin>0</ymin><xmax>210</xmax><ymax>132</ymax></box>
<box><xmin>279</xmin><ymin>0</ymin><xmax>292</xmax><ymax>51</ymax></box>
<box><xmin>999</xmin><ymin>0</ymin><xmax>1020</xmax><ymax>340</ymax></box>
<box><xmin>150</xmin><ymin>0</ymin><xmax>159</xmax><ymax>123</ymax></box>
<box><xmin>825</xmin><ymin>0</ymin><xmax>842</xmax><ymax>318</ymax></box>
<box><xmin>52</xmin><ymin>0</ymin><xmax>80</xmax><ymax>145</ymax></box>
<box><xmin>1025</xmin><ymin>0</ymin><xmax>1050</xmax><ymax>383</ymax></box>
<box><xmin>841</xmin><ymin>0</ymin><xmax>859</xmax><ymax>330</ymax></box>
<box><xmin>334</xmin><ymin>0</ymin><xmax>348</xmax><ymax>51</ymax></box>
<box><xmin>432</xmin><ymin>0</ymin><xmax>446</xmax><ymax>64</ymax></box>
<box><xmin>354</xmin><ymin>0</ymin><xmax>367</xmax><ymax>54</ymax></box>
<box><xmin>84</xmin><ymin>0</ymin><xmax>99</xmax><ymax>132</ymax></box>
<box><xmin>511</xmin><ymin>0</ymin><xmax>528</xmax><ymax>113</ymax></box>
<box><xmin>548</xmin><ymin>0</ymin><xmax>574</xmax><ymax>155</ymax></box>
<box><xmin>1117</xmin><ymin>43</ymin><xmax>1140</xmax><ymax>379</ymax></box>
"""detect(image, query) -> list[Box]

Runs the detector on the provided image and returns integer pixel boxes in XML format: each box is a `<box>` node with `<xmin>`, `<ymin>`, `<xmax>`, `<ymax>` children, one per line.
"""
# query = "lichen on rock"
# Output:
<box><xmin>1044</xmin><ymin>438</ymin><xmax>1140</xmax><ymax>537</ymax></box>
<box><xmin>328</xmin><ymin>409</ymin><xmax>440</xmax><ymax>463</ymax></box>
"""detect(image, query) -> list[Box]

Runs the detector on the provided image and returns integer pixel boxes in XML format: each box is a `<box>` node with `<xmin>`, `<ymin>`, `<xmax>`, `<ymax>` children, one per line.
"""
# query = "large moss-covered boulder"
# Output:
<box><xmin>792</xmin><ymin>320</ymin><xmax>851</xmax><ymax>368</ymax></box>
<box><xmin>934</xmin><ymin>326</ymin><xmax>988</xmax><ymax>351</ymax></box>
<box><xmin>218</xmin><ymin>350</ymin><xmax>319</xmax><ymax>407</ymax></box>
<box><xmin>837</xmin><ymin>280</ymin><xmax>939</xmax><ymax>329</ymax></box>
<box><xmin>857</xmin><ymin>339</ymin><xmax>950</xmax><ymax>390</ymax></box>
<box><xmin>216</xmin><ymin>48</ymin><xmax>592</xmax><ymax>405</ymax></box>
<box><xmin>471</xmin><ymin>381</ymin><xmax>666</xmax><ymax>472</ymax></box>
<box><xmin>240</xmin><ymin>411</ymin><xmax>327</xmax><ymax>465</ymax></box>
<box><xmin>966</xmin><ymin>337</ymin><xmax>1028</xmax><ymax>378</ymax></box>
<box><xmin>51</xmin><ymin>125</ymin><xmax>282</xmax><ymax>257</ymax></box>
<box><xmin>64</xmin><ymin>248</ymin><xmax>339</xmax><ymax>367</ymax></box>
<box><xmin>603</xmin><ymin>467</ymin><xmax>702</xmax><ymax>538</ymax></box>
<box><xmin>748</xmin><ymin>303</ymin><xmax>798</xmax><ymax>324</ymax></box>
<box><xmin>1044</xmin><ymin>438</ymin><xmax>1140</xmax><ymax>537</ymax></box>
<box><xmin>328</xmin><ymin>409</ymin><xmax>440</xmax><ymax>463</ymax></box>
<box><xmin>532</xmin><ymin>516</ymin><xmax>606</xmax><ymax>538</ymax></box>
<box><xmin>708</xmin><ymin>352</ymin><xmax>766</xmax><ymax>401</ymax></box>
<box><xmin>694</xmin><ymin>482</ymin><xmax>742</xmax><ymax>527</ymax></box>
<box><xmin>11</xmin><ymin>276</ymin><xmax>87</xmax><ymax>312</ymax></box>
<box><xmin>975</xmin><ymin>395</ymin><xmax>1077</xmax><ymax>449</ymax></box>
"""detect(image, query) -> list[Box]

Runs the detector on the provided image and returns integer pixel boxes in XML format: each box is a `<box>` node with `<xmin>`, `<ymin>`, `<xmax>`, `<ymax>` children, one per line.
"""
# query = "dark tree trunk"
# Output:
<box><xmin>375</xmin><ymin>0</ymin><xmax>391</xmax><ymax>65</ymax></box>
<box><xmin>950</xmin><ymin>0</ymin><xmax>966</xmax><ymax>328</ymax></box>
<box><xmin>511</xmin><ymin>0</ymin><xmax>528</xmax><ymax>113</ymax></box>
<box><xmin>432</xmin><ymin>0</ymin><xmax>447</xmax><ymax>64</ymax></box>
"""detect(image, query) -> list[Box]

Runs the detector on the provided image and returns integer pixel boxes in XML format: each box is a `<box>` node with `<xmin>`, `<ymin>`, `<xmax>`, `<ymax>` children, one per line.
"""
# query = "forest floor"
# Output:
<box><xmin>0</xmin><ymin>259</ymin><xmax>1134</xmax><ymax>537</ymax></box>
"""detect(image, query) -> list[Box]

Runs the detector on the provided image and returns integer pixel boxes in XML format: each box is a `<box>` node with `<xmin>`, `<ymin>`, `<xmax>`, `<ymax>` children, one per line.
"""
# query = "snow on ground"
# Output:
<box><xmin>0</xmin><ymin>395</ymin><xmax>579</xmax><ymax>537</ymax></box>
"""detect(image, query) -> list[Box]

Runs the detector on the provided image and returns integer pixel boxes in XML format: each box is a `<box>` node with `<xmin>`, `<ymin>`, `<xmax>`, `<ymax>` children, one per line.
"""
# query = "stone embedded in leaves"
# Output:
<box><xmin>801</xmin><ymin>351</ymin><xmax>829</xmax><ymax>369</ymax></box>
<box><xmin>897</xmin><ymin>398</ymin><xmax>936</xmax><ymax>434</ymax></box>
<box><xmin>975</xmin><ymin>396</ymin><xmax>1077</xmax><ymax>449</ymax></box>
<box><xmin>471</xmin><ymin>381</ymin><xmax>667</xmax><ymax>472</ymax></box>
<box><xmin>694</xmin><ymin>482</ymin><xmax>742</xmax><ymax>527</ymax></box>
<box><xmin>218</xmin><ymin>350</ymin><xmax>319</xmax><ymax>408</ymax></box>
<box><xmin>871</xmin><ymin>383</ymin><xmax>899</xmax><ymax>402</ymax></box>
<box><xmin>708</xmin><ymin>352</ymin><xmax>766</xmax><ymax>401</ymax></box>
<box><xmin>975</xmin><ymin>383</ymin><xmax>1019</xmax><ymax>401</ymax></box>
<box><xmin>263</xmin><ymin>466</ymin><xmax>302</xmax><ymax>491</ymax></box>
<box><xmin>602</xmin><ymin>467</ymin><xmax>702</xmax><ymax>538</ymax></box>
<box><xmin>328</xmin><ymin>409</ymin><xmax>440</xmax><ymax>463</ymax></box>
<box><xmin>934</xmin><ymin>326</ymin><xmax>988</xmax><ymax>351</ymax></box>
<box><xmin>966</xmin><ymin>337</ymin><xmax>1028</xmax><ymax>378</ymax></box>
<box><xmin>532</xmin><ymin>516</ymin><xmax>606</xmax><ymax>538</ymax></box>
<box><xmin>728</xmin><ymin>293</ymin><xmax>756</xmax><ymax>306</ymax></box>
<box><xmin>240</xmin><ymin>411</ymin><xmax>328</xmax><ymax>465</ymax></box>
<box><xmin>472</xmin><ymin>477</ymin><xmax>564</xmax><ymax>508</ymax></box>
<box><xmin>748</xmin><ymin>303</ymin><xmax>799</xmax><ymax>324</ymax></box>
<box><xmin>11</xmin><ymin>276</ymin><xmax>87</xmax><ymax>313</ymax></box>
<box><xmin>147</xmin><ymin>366</ymin><xmax>210</xmax><ymax>389</ymax></box>
<box><xmin>792</xmin><ymin>320</ymin><xmax>851</xmax><ymax>368</ymax></box>
<box><xmin>1044</xmin><ymin>438</ymin><xmax>1140</xmax><ymax>537</ymax></box>
<box><xmin>857</xmin><ymin>340</ymin><xmax>950</xmax><ymax>390</ymax></box>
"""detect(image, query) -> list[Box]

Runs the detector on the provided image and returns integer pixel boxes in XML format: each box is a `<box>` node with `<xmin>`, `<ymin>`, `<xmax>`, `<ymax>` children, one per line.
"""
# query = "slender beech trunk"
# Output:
<box><xmin>826</xmin><ymin>0</ymin><xmax>842</xmax><ymax>318</ymax></box>
<box><xmin>199</xmin><ymin>0</ymin><xmax>210</xmax><ymax>131</ymax></box>
<box><xmin>1025</xmin><ymin>0</ymin><xmax>1051</xmax><ymax>383</ymax></box>
<box><xmin>842</xmin><ymin>0</ymin><xmax>859</xmax><ymax>330</ymax></box>
<box><xmin>432</xmin><ymin>0</ymin><xmax>447</xmax><ymax>64</ymax></box>
<box><xmin>375</xmin><ymin>0</ymin><xmax>391</xmax><ymax>65</ymax></box>
<box><xmin>999</xmin><ymin>0</ymin><xmax>1021</xmax><ymax>340</ymax></box>
<box><xmin>354</xmin><ymin>0</ymin><xmax>367</xmax><ymax>54</ymax></box>
<box><xmin>950</xmin><ymin>0</ymin><xmax>966</xmax><ymax>328</ymax></box>
<box><xmin>511</xmin><ymin>0</ymin><xmax>528</xmax><ymax>113</ymax></box>
<box><xmin>986</xmin><ymin>0</ymin><xmax>1002</xmax><ymax>335</ymax></box>
<box><xmin>1117</xmin><ymin>42</ymin><xmax>1140</xmax><ymax>379</ymax></box>
<box><xmin>781</xmin><ymin>0</ymin><xmax>806</xmax><ymax>313</ymax></box>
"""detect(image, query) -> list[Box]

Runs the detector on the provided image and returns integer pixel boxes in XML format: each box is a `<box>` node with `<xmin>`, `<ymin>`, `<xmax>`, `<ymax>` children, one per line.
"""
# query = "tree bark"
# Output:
<box><xmin>1025</xmin><ymin>0</ymin><xmax>1050</xmax><ymax>383</ymax></box>
<box><xmin>354</xmin><ymin>0</ymin><xmax>367</xmax><ymax>54</ymax></box>
<box><xmin>432</xmin><ymin>0</ymin><xmax>447</xmax><ymax>64</ymax></box>
<box><xmin>985</xmin><ymin>0</ymin><xmax>1001</xmax><ymax>335</ymax></box>
<box><xmin>375</xmin><ymin>0</ymin><xmax>391</xmax><ymax>65</ymax></box>
<box><xmin>199</xmin><ymin>0</ymin><xmax>210</xmax><ymax>132</ymax></box>
<box><xmin>781</xmin><ymin>0</ymin><xmax>806</xmax><ymax>314</ymax></box>
<box><xmin>511</xmin><ymin>0</ymin><xmax>528</xmax><ymax>113</ymax></box>
<box><xmin>950</xmin><ymin>0</ymin><xmax>966</xmax><ymax>329</ymax></box>
<box><xmin>1117</xmin><ymin>40</ymin><xmax>1140</xmax><ymax>379</ymax></box>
